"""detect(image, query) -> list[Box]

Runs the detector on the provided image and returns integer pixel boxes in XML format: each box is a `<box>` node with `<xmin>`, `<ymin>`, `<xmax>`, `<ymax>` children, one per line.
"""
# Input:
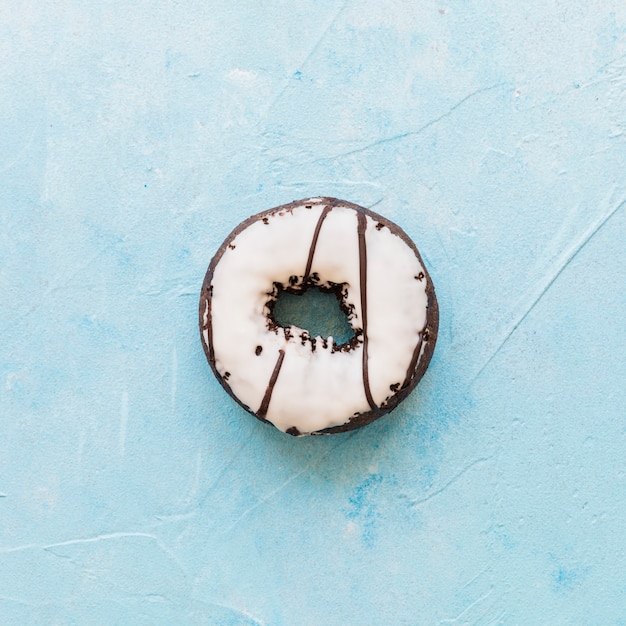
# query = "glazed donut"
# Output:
<box><xmin>199</xmin><ymin>197</ymin><xmax>438</xmax><ymax>436</ymax></box>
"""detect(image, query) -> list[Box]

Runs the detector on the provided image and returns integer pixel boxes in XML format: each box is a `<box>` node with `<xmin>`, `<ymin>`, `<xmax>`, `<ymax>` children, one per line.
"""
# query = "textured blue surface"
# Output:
<box><xmin>1</xmin><ymin>2</ymin><xmax>626</xmax><ymax>624</ymax></box>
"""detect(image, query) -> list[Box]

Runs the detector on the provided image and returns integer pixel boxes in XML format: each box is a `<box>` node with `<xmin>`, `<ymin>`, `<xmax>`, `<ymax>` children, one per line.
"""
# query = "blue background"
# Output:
<box><xmin>1</xmin><ymin>1</ymin><xmax>625</xmax><ymax>624</ymax></box>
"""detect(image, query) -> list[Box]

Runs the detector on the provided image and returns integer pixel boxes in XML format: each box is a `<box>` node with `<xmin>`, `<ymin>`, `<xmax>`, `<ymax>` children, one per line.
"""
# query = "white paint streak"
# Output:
<box><xmin>76</xmin><ymin>428</ymin><xmax>86</xmax><ymax>484</ymax></box>
<box><xmin>224</xmin><ymin>435</ymin><xmax>352</xmax><ymax>534</ymax></box>
<box><xmin>440</xmin><ymin>589</ymin><xmax>494</xmax><ymax>624</ymax></box>
<box><xmin>224</xmin><ymin>467</ymin><xmax>309</xmax><ymax>534</ymax></box>
<box><xmin>227</xmin><ymin>68</ymin><xmax>258</xmax><ymax>84</ymax></box>
<box><xmin>258</xmin><ymin>0</ymin><xmax>349</xmax><ymax>122</ymax></box>
<box><xmin>44</xmin><ymin>531</ymin><xmax>157</xmax><ymax>550</ymax></box>
<box><xmin>410</xmin><ymin>456</ymin><xmax>495</xmax><ymax>508</ymax></box>
<box><xmin>119</xmin><ymin>391</ymin><xmax>128</xmax><ymax>459</ymax></box>
<box><xmin>171</xmin><ymin>346</ymin><xmax>177</xmax><ymax>407</ymax></box>
<box><xmin>0</xmin><ymin>595</ymin><xmax>34</xmax><ymax>607</ymax></box>
<box><xmin>195</xmin><ymin>599</ymin><xmax>267</xmax><ymax>626</ymax></box>
<box><xmin>472</xmin><ymin>197</ymin><xmax>626</xmax><ymax>384</ymax></box>
<box><xmin>310</xmin><ymin>83</ymin><xmax>506</xmax><ymax>164</ymax></box>
<box><xmin>183</xmin><ymin>451</ymin><xmax>202</xmax><ymax>507</ymax></box>
<box><xmin>1</xmin><ymin>532</ymin><xmax>189</xmax><ymax>580</ymax></box>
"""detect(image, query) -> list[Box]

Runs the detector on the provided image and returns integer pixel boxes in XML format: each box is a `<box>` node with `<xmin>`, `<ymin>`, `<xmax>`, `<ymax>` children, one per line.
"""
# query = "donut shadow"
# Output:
<box><xmin>241</xmin><ymin>388</ymin><xmax>437</xmax><ymax>486</ymax></box>
<box><xmin>231</xmin><ymin>322</ymin><xmax>460</xmax><ymax>490</ymax></box>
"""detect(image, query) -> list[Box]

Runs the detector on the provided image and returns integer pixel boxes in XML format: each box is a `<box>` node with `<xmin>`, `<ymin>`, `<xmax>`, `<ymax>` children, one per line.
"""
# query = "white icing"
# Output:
<box><xmin>364</xmin><ymin>217</ymin><xmax>428</xmax><ymax>405</ymax></box>
<box><xmin>205</xmin><ymin>199</ymin><xmax>431</xmax><ymax>434</ymax></box>
<box><xmin>202</xmin><ymin>299</ymin><xmax>209</xmax><ymax>327</ymax></box>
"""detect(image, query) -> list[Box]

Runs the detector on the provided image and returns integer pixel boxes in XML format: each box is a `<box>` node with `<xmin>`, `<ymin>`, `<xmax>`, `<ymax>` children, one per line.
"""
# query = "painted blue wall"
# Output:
<box><xmin>1</xmin><ymin>1</ymin><xmax>625</xmax><ymax>624</ymax></box>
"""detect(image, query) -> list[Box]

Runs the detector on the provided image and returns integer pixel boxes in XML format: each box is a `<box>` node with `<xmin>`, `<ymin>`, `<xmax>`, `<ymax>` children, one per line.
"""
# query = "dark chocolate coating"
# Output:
<box><xmin>199</xmin><ymin>197</ymin><xmax>438</xmax><ymax>436</ymax></box>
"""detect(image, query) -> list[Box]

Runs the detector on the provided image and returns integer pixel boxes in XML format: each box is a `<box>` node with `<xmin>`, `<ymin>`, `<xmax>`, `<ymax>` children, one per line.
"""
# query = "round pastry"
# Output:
<box><xmin>199</xmin><ymin>197</ymin><xmax>438</xmax><ymax>436</ymax></box>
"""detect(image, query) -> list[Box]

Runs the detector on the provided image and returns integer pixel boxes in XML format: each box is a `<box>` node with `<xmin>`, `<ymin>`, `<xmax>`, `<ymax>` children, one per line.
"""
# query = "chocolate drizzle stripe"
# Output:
<box><xmin>205</xmin><ymin>289</ymin><xmax>214</xmax><ymax>363</ymax></box>
<box><xmin>303</xmin><ymin>205</ymin><xmax>333</xmax><ymax>281</ymax></box>
<box><xmin>257</xmin><ymin>349</ymin><xmax>286</xmax><ymax>419</ymax></box>
<box><xmin>402</xmin><ymin>333</ymin><xmax>424</xmax><ymax>389</ymax></box>
<box><xmin>357</xmin><ymin>211</ymin><xmax>377</xmax><ymax>411</ymax></box>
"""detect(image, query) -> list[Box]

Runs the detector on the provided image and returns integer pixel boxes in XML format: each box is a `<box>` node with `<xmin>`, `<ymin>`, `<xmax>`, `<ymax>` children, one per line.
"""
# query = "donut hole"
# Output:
<box><xmin>270</xmin><ymin>286</ymin><xmax>355</xmax><ymax>346</ymax></box>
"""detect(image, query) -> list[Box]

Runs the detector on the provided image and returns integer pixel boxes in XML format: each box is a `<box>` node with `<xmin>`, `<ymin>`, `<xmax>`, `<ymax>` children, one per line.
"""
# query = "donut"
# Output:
<box><xmin>199</xmin><ymin>197</ymin><xmax>438</xmax><ymax>436</ymax></box>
